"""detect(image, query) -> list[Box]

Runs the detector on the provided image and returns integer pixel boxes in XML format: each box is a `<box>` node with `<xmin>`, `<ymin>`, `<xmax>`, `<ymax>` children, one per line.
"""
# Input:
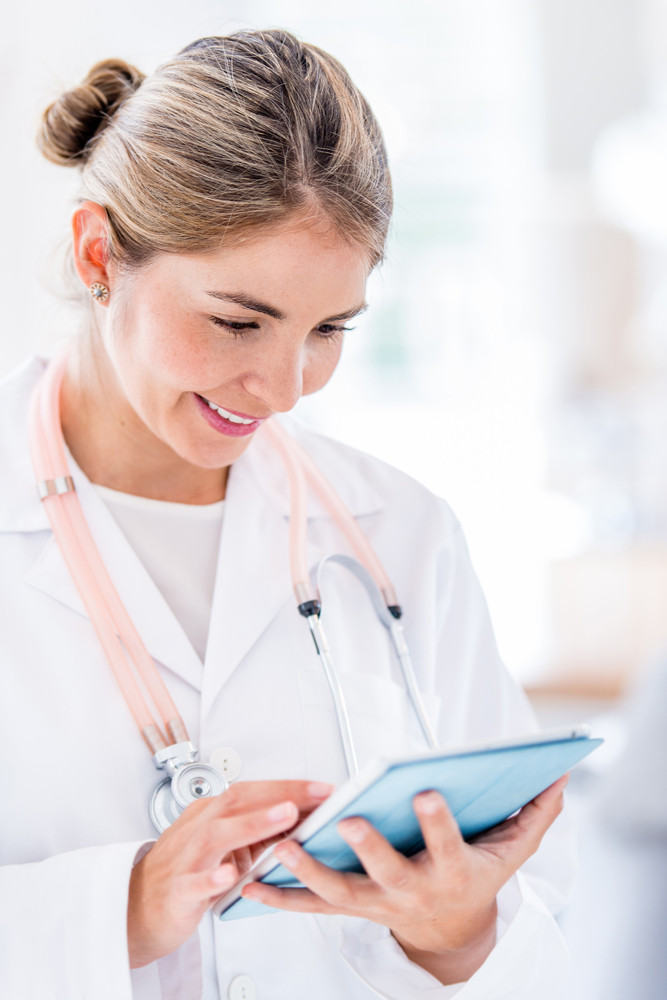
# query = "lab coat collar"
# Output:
<box><xmin>25</xmin><ymin>470</ymin><xmax>206</xmax><ymax>690</ymax></box>
<box><xmin>231</xmin><ymin>410</ymin><xmax>386</xmax><ymax>521</ymax></box>
<box><xmin>0</xmin><ymin>356</ymin><xmax>51</xmax><ymax>533</ymax></box>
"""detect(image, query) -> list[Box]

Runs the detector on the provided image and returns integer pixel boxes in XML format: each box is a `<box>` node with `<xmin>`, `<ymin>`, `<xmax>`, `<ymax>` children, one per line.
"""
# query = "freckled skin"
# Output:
<box><xmin>62</xmin><ymin>203</ymin><xmax>369</xmax><ymax>503</ymax></box>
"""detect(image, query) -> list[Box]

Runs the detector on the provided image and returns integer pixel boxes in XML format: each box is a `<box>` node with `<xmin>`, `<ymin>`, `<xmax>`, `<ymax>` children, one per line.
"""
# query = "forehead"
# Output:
<box><xmin>149</xmin><ymin>221</ymin><xmax>370</xmax><ymax>318</ymax></box>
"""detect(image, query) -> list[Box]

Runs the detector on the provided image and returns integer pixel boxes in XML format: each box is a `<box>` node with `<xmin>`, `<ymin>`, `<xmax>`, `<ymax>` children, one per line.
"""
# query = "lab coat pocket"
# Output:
<box><xmin>297</xmin><ymin>668</ymin><xmax>440</xmax><ymax>782</ymax></box>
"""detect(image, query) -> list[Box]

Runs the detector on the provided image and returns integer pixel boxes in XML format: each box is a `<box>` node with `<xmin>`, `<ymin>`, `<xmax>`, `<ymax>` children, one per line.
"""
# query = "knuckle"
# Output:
<box><xmin>382</xmin><ymin>866</ymin><xmax>411</xmax><ymax>891</ymax></box>
<box><xmin>328</xmin><ymin>880</ymin><xmax>356</xmax><ymax>909</ymax></box>
<box><xmin>219</xmin><ymin>784</ymin><xmax>243</xmax><ymax>811</ymax></box>
<box><xmin>448</xmin><ymin>871</ymin><xmax>469</xmax><ymax>896</ymax></box>
<box><xmin>193</xmin><ymin>824</ymin><xmax>216</xmax><ymax>852</ymax></box>
<box><xmin>183</xmin><ymin>798</ymin><xmax>209</xmax><ymax>820</ymax></box>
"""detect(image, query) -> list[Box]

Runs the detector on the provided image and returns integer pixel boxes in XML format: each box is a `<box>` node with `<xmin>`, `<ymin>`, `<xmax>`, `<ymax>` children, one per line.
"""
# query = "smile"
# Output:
<box><xmin>203</xmin><ymin>398</ymin><xmax>256</xmax><ymax>424</ymax></box>
<box><xmin>194</xmin><ymin>394</ymin><xmax>266</xmax><ymax>438</ymax></box>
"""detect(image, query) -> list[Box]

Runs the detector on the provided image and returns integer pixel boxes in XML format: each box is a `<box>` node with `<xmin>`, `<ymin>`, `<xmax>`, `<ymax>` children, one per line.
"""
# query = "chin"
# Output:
<box><xmin>176</xmin><ymin>431</ymin><xmax>255</xmax><ymax>470</ymax></box>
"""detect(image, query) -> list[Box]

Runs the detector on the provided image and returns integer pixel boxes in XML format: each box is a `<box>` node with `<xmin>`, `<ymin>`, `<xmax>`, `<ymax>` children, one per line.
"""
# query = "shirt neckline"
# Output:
<box><xmin>93</xmin><ymin>483</ymin><xmax>226</xmax><ymax>520</ymax></box>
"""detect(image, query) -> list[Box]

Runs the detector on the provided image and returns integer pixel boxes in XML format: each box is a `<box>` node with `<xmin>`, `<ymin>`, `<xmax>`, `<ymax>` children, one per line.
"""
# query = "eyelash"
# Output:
<box><xmin>209</xmin><ymin>317</ymin><xmax>353</xmax><ymax>340</ymax></box>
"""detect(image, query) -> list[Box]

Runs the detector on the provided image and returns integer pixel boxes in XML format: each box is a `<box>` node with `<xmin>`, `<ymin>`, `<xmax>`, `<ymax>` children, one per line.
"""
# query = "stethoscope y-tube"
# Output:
<box><xmin>262</xmin><ymin>420</ymin><xmax>440</xmax><ymax>775</ymax></box>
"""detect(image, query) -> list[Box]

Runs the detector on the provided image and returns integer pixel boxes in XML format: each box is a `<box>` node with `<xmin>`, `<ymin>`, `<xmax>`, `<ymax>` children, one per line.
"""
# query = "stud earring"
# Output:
<box><xmin>89</xmin><ymin>282</ymin><xmax>109</xmax><ymax>302</ymax></box>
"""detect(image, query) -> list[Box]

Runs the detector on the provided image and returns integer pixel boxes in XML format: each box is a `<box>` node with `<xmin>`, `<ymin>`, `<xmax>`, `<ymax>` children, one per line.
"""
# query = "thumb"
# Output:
<box><xmin>474</xmin><ymin>773</ymin><xmax>569</xmax><ymax>870</ymax></box>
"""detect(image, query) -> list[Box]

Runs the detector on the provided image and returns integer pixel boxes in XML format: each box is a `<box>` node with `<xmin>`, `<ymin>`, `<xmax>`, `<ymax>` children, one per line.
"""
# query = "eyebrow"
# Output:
<box><xmin>205</xmin><ymin>290</ymin><xmax>367</xmax><ymax>324</ymax></box>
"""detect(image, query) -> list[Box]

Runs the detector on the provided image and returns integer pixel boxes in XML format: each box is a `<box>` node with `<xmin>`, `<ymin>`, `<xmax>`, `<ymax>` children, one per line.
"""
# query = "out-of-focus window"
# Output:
<box><xmin>5</xmin><ymin>0</ymin><xmax>667</xmax><ymax>697</ymax></box>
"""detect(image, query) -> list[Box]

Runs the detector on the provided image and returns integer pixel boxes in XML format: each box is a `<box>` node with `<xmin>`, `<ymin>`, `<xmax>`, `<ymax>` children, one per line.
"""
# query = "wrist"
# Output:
<box><xmin>392</xmin><ymin>900</ymin><xmax>498</xmax><ymax>985</ymax></box>
<box><xmin>128</xmin><ymin>857</ymin><xmax>155</xmax><ymax>968</ymax></box>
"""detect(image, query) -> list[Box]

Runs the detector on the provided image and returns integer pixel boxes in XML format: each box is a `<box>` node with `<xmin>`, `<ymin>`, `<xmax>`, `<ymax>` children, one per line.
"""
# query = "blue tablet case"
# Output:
<box><xmin>219</xmin><ymin>735</ymin><xmax>601</xmax><ymax>920</ymax></box>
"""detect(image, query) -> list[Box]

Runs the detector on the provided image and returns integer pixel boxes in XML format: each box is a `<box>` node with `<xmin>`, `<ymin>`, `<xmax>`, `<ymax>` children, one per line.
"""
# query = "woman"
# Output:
<box><xmin>0</xmin><ymin>30</ymin><xmax>572</xmax><ymax>1000</ymax></box>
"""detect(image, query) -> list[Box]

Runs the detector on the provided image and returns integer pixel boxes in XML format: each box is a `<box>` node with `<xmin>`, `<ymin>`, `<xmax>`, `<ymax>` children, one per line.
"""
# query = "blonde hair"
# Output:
<box><xmin>38</xmin><ymin>31</ymin><xmax>392</xmax><ymax>273</ymax></box>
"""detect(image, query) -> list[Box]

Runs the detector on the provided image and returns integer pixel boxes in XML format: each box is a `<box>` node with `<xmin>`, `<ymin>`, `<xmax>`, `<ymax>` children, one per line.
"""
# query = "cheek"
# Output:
<box><xmin>115</xmin><ymin>304</ymin><xmax>218</xmax><ymax>393</ymax></box>
<box><xmin>302</xmin><ymin>340</ymin><xmax>344</xmax><ymax>394</ymax></box>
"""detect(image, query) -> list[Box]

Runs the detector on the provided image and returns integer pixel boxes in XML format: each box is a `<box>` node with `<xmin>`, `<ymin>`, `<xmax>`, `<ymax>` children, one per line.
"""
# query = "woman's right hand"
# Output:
<box><xmin>127</xmin><ymin>780</ymin><xmax>332</xmax><ymax>968</ymax></box>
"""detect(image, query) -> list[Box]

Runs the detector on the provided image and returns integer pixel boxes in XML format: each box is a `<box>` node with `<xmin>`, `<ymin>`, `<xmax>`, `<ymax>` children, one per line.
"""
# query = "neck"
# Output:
<box><xmin>60</xmin><ymin>338</ymin><xmax>228</xmax><ymax>504</ymax></box>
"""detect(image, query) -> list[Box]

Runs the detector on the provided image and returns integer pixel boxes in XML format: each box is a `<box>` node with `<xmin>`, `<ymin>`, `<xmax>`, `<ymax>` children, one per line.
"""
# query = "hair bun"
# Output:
<box><xmin>38</xmin><ymin>59</ymin><xmax>145</xmax><ymax>166</ymax></box>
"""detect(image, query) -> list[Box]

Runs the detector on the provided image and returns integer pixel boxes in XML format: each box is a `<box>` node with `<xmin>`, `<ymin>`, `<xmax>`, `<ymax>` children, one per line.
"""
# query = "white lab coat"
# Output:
<box><xmin>0</xmin><ymin>357</ymin><xmax>573</xmax><ymax>1000</ymax></box>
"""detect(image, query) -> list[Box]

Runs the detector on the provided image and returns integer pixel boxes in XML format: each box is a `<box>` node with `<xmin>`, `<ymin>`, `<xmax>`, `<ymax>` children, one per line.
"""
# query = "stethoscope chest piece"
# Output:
<box><xmin>149</xmin><ymin>743</ymin><xmax>228</xmax><ymax>834</ymax></box>
<box><xmin>171</xmin><ymin>761</ymin><xmax>227</xmax><ymax>808</ymax></box>
<box><xmin>150</xmin><ymin>778</ymin><xmax>183</xmax><ymax>834</ymax></box>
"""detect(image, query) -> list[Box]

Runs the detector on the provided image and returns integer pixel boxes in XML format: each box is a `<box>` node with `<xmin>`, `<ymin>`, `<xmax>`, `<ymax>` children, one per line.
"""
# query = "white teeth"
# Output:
<box><xmin>203</xmin><ymin>397</ymin><xmax>255</xmax><ymax>425</ymax></box>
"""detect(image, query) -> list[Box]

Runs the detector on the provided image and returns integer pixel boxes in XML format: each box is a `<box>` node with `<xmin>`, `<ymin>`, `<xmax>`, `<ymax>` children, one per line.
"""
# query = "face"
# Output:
<box><xmin>87</xmin><ymin>216</ymin><xmax>369</xmax><ymax>469</ymax></box>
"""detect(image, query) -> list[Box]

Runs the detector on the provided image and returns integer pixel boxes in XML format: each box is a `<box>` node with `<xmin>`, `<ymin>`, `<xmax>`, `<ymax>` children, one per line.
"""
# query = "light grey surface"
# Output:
<box><xmin>535</xmin><ymin>666</ymin><xmax>667</xmax><ymax>1000</ymax></box>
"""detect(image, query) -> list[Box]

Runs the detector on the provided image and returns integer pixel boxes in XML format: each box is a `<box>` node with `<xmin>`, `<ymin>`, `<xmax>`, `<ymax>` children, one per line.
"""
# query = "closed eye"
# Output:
<box><xmin>210</xmin><ymin>316</ymin><xmax>260</xmax><ymax>335</ymax></box>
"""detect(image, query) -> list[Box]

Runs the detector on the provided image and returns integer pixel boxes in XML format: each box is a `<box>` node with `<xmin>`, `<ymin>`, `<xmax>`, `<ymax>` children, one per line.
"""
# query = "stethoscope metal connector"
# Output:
<box><xmin>297</xmin><ymin>599</ymin><xmax>322</xmax><ymax>618</ymax></box>
<box><xmin>150</xmin><ymin>742</ymin><xmax>228</xmax><ymax>834</ymax></box>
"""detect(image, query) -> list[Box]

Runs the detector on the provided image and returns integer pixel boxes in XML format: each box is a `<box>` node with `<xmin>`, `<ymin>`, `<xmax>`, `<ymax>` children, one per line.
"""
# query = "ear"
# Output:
<box><xmin>72</xmin><ymin>201</ymin><xmax>112</xmax><ymax>305</ymax></box>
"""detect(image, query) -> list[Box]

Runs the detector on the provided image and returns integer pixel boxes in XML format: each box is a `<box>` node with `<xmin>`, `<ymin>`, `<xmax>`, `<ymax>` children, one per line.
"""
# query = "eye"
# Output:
<box><xmin>315</xmin><ymin>323</ymin><xmax>354</xmax><ymax>339</ymax></box>
<box><xmin>210</xmin><ymin>316</ymin><xmax>260</xmax><ymax>335</ymax></box>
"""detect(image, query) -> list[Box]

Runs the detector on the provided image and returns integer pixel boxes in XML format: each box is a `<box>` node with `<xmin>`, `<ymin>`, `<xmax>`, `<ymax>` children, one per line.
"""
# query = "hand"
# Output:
<box><xmin>128</xmin><ymin>779</ymin><xmax>332</xmax><ymax>968</ymax></box>
<box><xmin>241</xmin><ymin>775</ymin><xmax>568</xmax><ymax>985</ymax></box>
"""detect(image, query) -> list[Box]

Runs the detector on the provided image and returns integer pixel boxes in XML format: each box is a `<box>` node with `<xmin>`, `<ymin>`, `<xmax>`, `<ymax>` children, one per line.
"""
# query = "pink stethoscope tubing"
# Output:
<box><xmin>28</xmin><ymin>352</ymin><xmax>187</xmax><ymax>754</ymax></box>
<box><xmin>262</xmin><ymin>419</ymin><xmax>399</xmax><ymax>611</ymax></box>
<box><xmin>28</xmin><ymin>351</ymin><xmax>437</xmax><ymax>784</ymax></box>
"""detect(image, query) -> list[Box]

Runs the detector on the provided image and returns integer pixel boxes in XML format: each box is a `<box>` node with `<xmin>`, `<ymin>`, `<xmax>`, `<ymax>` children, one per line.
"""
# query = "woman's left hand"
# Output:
<box><xmin>241</xmin><ymin>774</ymin><xmax>568</xmax><ymax>985</ymax></box>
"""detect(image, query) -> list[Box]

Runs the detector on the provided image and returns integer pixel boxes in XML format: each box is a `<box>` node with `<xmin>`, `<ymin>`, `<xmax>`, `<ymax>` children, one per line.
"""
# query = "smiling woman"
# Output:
<box><xmin>59</xmin><ymin>214</ymin><xmax>369</xmax><ymax>499</ymax></box>
<box><xmin>0</xmin><ymin>28</ymin><xmax>572</xmax><ymax>1000</ymax></box>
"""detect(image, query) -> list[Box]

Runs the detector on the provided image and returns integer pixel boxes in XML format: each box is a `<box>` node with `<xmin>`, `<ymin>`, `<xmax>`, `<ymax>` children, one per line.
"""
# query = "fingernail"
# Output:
<box><xmin>267</xmin><ymin>801</ymin><xmax>296</xmax><ymax>823</ymax></box>
<box><xmin>212</xmin><ymin>865</ymin><xmax>236</xmax><ymax>887</ymax></box>
<box><xmin>339</xmin><ymin>818</ymin><xmax>366</xmax><ymax>844</ymax></box>
<box><xmin>416</xmin><ymin>791</ymin><xmax>441</xmax><ymax>816</ymax></box>
<box><xmin>308</xmin><ymin>782</ymin><xmax>334</xmax><ymax>799</ymax></box>
<box><xmin>274</xmin><ymin>842</ymin><xmax>300</xmax><ymax>866</ymax></box>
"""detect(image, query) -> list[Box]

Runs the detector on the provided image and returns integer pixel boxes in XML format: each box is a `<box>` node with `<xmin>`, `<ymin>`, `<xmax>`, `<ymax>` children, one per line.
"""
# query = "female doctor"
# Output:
<box><xmin>0</xmin><ymin>30</ymin><xmax>572</xmax><ymax>1000</ymax></box>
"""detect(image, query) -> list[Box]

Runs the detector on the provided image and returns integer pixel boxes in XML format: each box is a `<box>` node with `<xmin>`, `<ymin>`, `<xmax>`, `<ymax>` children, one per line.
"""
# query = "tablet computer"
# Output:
<box><xmin>213</xmin><ymin>726</ymin><xmax>601</xmax><ymax>921</ymax></box>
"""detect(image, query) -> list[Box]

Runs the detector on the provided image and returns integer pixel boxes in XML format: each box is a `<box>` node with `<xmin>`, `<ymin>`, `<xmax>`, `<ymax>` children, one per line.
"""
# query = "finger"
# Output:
<box><xmin>155</xmin><ymin>781</ymin><xmax>334</xmax><ymax>847</ymax></box>
<box><xmin>183</xmin><ymin>800</ymin><xmax>301</xmax><ymax>870</ymax></box>
<box><xmin>336</xmin><ymin>817</ymin><xmax>414</xmax><ymax>891</ymax></box>
<box><xmin>241</xmin><ymin>883</ymin><xmax>340</xmax><ymax>915</ymax></box>
<box><xmin>412</xmin><ymin>790</ymin><xmax>465</xmax><ymax>867</ymax></box>
<box><xmin>474</xmin><ymin>774</ymin><xmax>568</xmax><ymax>868</ymax></box>
<box><xmin>270</xmin><ymin>839</ymin><xmax>371</xmax><ymax>910</ymax></box>
<box><xmin>211</xmin><ymin>781</ymin><xmax>334</xmax><ymax>818</ymax></box>
<box><xmin>174</xmin><ymin>863</ymin><xmax>239</xmax><ymax>905</ymax></box>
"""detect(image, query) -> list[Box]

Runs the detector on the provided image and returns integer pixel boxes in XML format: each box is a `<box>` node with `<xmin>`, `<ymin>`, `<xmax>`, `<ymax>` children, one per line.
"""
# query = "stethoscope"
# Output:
<box><xmin>28</xmin><ymin>352</ymin><xmax>439</xmax><ymax>834</ymax></box>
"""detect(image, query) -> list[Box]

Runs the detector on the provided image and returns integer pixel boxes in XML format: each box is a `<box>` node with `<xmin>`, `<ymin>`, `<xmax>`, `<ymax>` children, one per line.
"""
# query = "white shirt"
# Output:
<box><xmin>0</xmin><ymin>357</ymin><xmax>574</xmax><ymax>1000</ymax></box>
<box><xmin>94</xmin><ymin>485</ymin><xmax>225</xmax><ymax>662</ymax></box>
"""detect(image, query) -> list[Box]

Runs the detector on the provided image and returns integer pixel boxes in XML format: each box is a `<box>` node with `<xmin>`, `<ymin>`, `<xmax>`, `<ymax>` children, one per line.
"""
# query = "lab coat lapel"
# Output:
<box><xmin>0</xmin><ymin>358</ymin><xmax>201</xmax><ymax>692</ymax></box>
<box><xmin>200</xmin><ymin>418</ymin><xmax>388</xmax><ymax>716</ymax></box>
<box><xmin>25</xmin><ymin>464</ymin><xmax>204</xmax><ymax>692</ymax></box>
<box><xmin>200</xmin><ymin>433</ymin><xmax>323</xmax><ymax>717</ymax></box>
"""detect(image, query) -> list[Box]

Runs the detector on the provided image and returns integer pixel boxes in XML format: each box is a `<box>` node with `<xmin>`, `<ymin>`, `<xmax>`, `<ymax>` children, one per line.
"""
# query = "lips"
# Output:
<box><xmin>194</xmin><ymin>393</ymin><xmax>265</xmax><ymax>438</ymax></box>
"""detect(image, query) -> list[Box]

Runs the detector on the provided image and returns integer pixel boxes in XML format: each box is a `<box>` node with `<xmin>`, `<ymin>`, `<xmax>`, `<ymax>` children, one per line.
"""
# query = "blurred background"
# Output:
<box><xmin>2</xmin><ymin>0</ymin><xmax>667</xmax><ymax>995</ymax></box>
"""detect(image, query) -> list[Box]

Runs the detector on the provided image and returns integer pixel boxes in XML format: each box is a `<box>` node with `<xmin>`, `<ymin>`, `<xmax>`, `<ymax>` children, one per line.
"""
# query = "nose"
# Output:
<box><xmin>241</xmin><ymin>338</ymin><xmax>304</xmax><ymax>413</ymax></box>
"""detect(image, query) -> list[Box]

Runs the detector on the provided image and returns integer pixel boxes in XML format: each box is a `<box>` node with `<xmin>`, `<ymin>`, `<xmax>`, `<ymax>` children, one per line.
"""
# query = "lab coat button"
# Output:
<box><xmin>228</xmin><ymin>974</ymin><xmax>256</xmax><ymax>1000</ymax></box>
<box><xmin>209</xmin><ymin>746</ymin><xmax>242</xmax><ymax>782</ymax></box>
